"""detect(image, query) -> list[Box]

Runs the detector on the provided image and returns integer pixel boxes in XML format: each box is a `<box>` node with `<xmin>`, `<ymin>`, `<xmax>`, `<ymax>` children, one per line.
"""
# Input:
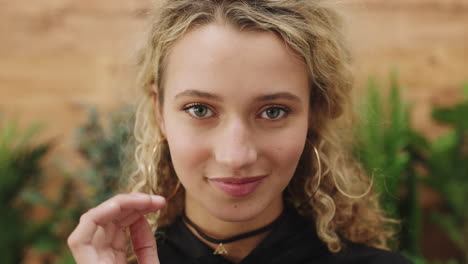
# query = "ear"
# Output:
<box><xmin>151</xmin><ymin>84</ymin><xmax>166</xmax><ymax>136</ymax></box>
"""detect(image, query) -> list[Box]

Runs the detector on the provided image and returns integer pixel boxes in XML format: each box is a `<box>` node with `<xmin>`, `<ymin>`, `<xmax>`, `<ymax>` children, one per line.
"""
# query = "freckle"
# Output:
<box><xmin>234</xmin><ymin>204</ymin><xmax>238</xmax><ymax>208</ymax></box>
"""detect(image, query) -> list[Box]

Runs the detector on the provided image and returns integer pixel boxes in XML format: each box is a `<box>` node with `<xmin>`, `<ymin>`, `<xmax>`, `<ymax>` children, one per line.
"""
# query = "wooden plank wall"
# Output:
<box><xmin>1</xmin><ymin>0</ymin><xmax>467</xmax><ymax>158</ymax></box>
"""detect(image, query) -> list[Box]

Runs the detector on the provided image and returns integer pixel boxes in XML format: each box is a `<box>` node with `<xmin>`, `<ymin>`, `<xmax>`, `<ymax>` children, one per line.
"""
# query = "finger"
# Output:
<box><xmin>104</xmin><ymin>221</ymin><xmax>117</xmax><ymax>245</ymax></box>
<box><xmin>118</xmin><ymin>212</ymin><xmax>143</xmax><ymax>228</ymax></box>
<box><xmin>116</xmin><ymin>206</ymin><xmax>163</xmax><ymax>229</ymax></box>
<box><xmin>116</xmin><ymin>201</ymin><xmax>166</xmax><ymax>229</ymax></box>
<box><xmin>68</xmin><ymin>208</ymin><xmax>102</xmax><ymax>246</ymax></box>
<box><xmin>130</xmin><ymin>216</ymin><xmax>160</xmax><ymax>264</ymax></box>
<box><xmin>91</xmin><ymin>225</ymin><xmax>107</xmax><ymax>249</ymax></box>
<box><xmin>93</xmin><ymin>194</ymin><xmax>166</xmax><ymax>225</ymax></box>
<box><xmin>68</xmin><ymin>215</ymin><xmax>116</xmax><ymax>262</ymax></box>
<box><xmin>111</xmin><ymin>225</ymin><xmax>128</xmax><ymax>255</ymax></box>
<box><xmin>68</xmin><ymin>194</ymin><xmax>164</xmax><ymax>248</ymax></box>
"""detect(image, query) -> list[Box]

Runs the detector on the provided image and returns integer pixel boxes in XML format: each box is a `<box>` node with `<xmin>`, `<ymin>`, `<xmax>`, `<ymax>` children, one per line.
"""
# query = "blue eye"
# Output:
<box><xmin>260</xmin><ymin>106</ymin><xmax>289</xmax><ymax>120</ymax></box>
<box><xmin>183</xmin><ymin>103</ymin><xmax>215</xmax><ymax>118</ymax></box>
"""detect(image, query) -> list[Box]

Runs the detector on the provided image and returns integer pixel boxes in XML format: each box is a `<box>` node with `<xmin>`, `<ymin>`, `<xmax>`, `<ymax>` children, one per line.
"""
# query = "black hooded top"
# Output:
<box><xmin>154</xmin><ymin>206</ymin><xmax>412</xmax><ymax>264</ymax></box>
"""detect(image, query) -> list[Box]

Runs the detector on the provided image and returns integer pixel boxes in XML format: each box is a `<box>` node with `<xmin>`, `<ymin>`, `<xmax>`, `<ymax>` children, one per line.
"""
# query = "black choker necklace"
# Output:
<box><xmin>181</xmin><ymin>209</ymin><xmax>286</xmax><ymax>255</ymax></box>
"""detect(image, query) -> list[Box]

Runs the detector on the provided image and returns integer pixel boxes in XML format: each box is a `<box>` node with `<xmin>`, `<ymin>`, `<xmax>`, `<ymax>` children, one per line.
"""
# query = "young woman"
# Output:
<box><xmin>68</xmin><ymin>1</ymin><xmax>411</xmax><ymax>263</ymax></box>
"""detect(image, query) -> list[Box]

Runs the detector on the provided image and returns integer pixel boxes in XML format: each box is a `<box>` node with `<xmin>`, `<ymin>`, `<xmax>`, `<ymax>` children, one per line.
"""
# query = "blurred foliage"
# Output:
<box><xmin>354</xmin><ymin>72</ymin><xmax>421</xmax><ymax>256</ymax></box>
<box><xmin>355</xmin><ymin>76</ymin><xmax>468</xmax><ymax>264</ymax></box>
<box><xmin>0</xmin><ymin>118</ymin><xmax>51</xmax><ymax>263</ymax></box>
<box><xmin>355</xmin><ymin>72</ymin><xmax>412</xmax><ymax>218</ymax></box>
<box><xmin>75</xmin><ymin>106</ymin><xmax>134</xmax><ymax>205</ymax></box>
<box><xmin>0</xmin><ymin>105</ymin><xmax>134</xmax><ymax>264</ymax></box>
<box><xmin>0</xmin><ymin>116</ymin><xmax>92</xmax><ymax>264</ymax></box>
<box><xmin>417</xmin><ymin>83</ymin><xmax>468</xmax><ymax>263</ymax></box>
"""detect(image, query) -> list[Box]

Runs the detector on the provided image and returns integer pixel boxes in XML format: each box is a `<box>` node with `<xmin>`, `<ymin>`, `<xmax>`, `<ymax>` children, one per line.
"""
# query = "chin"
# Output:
<box><xmin>205</xmin><ymin>196</ymin><xmax>278</xmax><ymax>223</ymax></box>
<box><xmin>211</xmin><ymin>208</ymin><xmax>262</xmax><ymax>223</ymax></box>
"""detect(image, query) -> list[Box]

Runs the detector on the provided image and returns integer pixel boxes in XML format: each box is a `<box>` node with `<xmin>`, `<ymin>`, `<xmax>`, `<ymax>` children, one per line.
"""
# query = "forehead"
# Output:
<box><xmin>163</xmin><ymin>22</ymin><xmax>309</xmax><ymax>99</ymax></box>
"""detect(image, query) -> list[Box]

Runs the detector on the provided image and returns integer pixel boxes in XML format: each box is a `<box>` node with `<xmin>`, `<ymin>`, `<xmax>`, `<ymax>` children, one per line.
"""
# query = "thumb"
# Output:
<box><xmin>130</xmin><ymin>216</ymin><xmax>160</xmax><ymax>264</ymax></box>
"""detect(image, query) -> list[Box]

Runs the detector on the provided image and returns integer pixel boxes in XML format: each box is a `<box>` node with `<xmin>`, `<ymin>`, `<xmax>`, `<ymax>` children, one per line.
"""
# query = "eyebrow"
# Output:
<box><xmin>174</xmin><ymin>90</ymin><xmax>223</xmax><ymax>101</ymax></box>
<box><xmin>174</xmin><ymin>89</ymin><xmax>302</xmax><ymax>103</ymax></box>
<box><xmin>255</xmin><ymin>92</ymin><xmax>301</xmax><ymax>102</ymax></box>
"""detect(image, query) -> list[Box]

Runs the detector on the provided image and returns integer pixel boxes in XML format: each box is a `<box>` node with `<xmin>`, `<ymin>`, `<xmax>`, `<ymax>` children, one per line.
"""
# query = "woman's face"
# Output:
<box><xmin>157</xmin><ymin>23</ymin><xmax>310</xmax><ymax>222</ymax></box>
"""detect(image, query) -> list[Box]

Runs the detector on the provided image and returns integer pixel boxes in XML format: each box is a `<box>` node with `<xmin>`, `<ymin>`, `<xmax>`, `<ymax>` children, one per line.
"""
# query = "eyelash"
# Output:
<box><xmin>181</xmin><ymin>103</ymin><xmax>291</xmax><ymax>120</ymax></box>
<box><xmin>182</xmin><ymin>103</ymin><xmax>216</xmax><ymax>119</ymax></box>
<box><xmin>257</xmin><ymin>104</ymin><xmax>291</xmax><ymax>120</ymax></box>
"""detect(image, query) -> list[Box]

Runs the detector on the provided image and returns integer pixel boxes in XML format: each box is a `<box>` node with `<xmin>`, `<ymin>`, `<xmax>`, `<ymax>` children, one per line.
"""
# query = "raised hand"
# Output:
<box><xmin>67</xmin><ymin>192</ymin><xmax>166</xmax><ymax>264</ymax></box>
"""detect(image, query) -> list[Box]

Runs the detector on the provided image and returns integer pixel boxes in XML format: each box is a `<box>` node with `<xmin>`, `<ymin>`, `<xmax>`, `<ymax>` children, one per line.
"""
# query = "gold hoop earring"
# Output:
<box><xmin>298</xmin><ymin>141</ymin><xmax>322</xmax><ymax>209</ymax></box>
<box><xmin>312</xmin><ymin>146</ymin><xmax>322</xmax><ymax>196</ymax></box>
<box><xmin>297</xmin><ymin>144</ymin><xmax>322</xmax><ymax>211</ymax></box>
<box><xmin>166</xmin><ymin>180</ymin><xmax>181</xmax><ymax>201</ymax></box>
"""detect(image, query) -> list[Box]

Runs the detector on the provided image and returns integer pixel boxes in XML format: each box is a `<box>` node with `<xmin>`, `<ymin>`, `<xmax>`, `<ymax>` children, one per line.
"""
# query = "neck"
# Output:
<box><xmin>184</xmin><ymin>196</ymin><xmax>284</xmax><ymax>262</ymax></box>
<box><xmin>186</xmin><ymin>225</ymin><xmax>271</xmax><ymax>263</ymax></box>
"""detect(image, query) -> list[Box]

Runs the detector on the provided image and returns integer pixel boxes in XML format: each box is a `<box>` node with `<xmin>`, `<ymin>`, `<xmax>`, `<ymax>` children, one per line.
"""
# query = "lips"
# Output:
<box><xmin>208</xmin><ymin>176</ymin><xmax>267</xmax><ymax>198</ymax></box>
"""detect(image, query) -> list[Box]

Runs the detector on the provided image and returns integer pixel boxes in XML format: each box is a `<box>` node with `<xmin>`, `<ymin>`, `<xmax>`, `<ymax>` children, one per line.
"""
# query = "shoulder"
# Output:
<box><xmin>330</xmin><ymin>243</ymin><xmax>412</xmax><ymax>264</ymax></box>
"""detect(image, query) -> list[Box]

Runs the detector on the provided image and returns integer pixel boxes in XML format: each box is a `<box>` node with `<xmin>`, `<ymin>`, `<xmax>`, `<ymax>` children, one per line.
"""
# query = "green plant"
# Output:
<box><xmin>28</xmin><ymin>105</ymin><xmax>135</xmax><ymax>264</ymax></box>
<box><xmin>0</xmin><ymin>115</ymin><xmax>98</xmax><ymax>264</ymax></box>
<box><xmin>355</xmin><ymin>77</ymin><xmax>468</xmax><ymax>263</ymax></box>
<box><xmin>23</xmin><ymin>104</ymin><xmax>136</xmax><ymax>263</ymax></box>
<box><xmin>415</xmin><ymin>83</ymin><xmax>468</xmax><ymax>263</ymax></box>
<box><xmin>354</xmin><ymin>72</ymin><xmax>422</xmax><ymax>257</ymax></box>
<box><xmin>75</xmin><ymin>105</ymin><xmax>134</xmax><ymax>205</ymax></box>
<box><xmin>0</xmin><ymin>117</ymin><xmax>51</xmax><ymax>263</ymax></box>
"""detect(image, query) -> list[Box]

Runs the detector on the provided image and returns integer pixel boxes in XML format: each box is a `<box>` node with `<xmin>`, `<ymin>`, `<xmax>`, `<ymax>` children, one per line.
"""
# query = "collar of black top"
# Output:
<box><xmin>158</xmin><ymin>205</ymin><xmax>328</xmax><ymax>263</ymax></box>
<box><xmin>181</xmin><ymin>208</ymin><xmax>287</xmax><ymax>245</ymax></box>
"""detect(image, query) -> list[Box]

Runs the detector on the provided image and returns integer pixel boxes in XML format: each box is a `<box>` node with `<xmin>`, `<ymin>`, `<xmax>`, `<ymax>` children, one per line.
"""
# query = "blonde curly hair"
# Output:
<box><xmin>125</xmin><ymin>0</ymin><xmax>395</xmax><ymax>253</ymax></box>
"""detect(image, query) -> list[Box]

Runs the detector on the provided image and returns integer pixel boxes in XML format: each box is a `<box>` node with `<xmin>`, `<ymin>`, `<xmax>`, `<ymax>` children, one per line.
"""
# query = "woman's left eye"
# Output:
<box><xmin>259</xmin><ymin>106</ymin><xmax>289</xmax><ymax>120</ymax></box>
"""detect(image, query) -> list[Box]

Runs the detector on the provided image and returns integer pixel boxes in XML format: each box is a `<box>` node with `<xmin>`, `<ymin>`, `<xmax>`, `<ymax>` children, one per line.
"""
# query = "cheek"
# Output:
<box><xmin>164</xmin><ymin>121</ymin><xmax>209</xmax><ymax>180</ymax></box>
<box><xmin>275</xmin><ymin>139</ymin><xmax>305</xmax><ymax>172</ymax></box>
<box><xmin>264</xmin><ymin>125</ymin><xmax>307</xmax><ymax>178</ymax></box>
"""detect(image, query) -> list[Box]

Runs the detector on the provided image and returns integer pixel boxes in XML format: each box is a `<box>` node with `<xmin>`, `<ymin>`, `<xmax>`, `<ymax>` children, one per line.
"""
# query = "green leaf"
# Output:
<box><xmin>32</xmin><ymin>235</ymin><xmax>60</xmax><ymax>253</ymax></box>
<box><xmin>20</xmin><ymin>190</ymin><xmax>55</xmax><ymax>209</ymax></box>
<box><xmin>462</xmin><ymin>82</ymin><xmax>468</xmax><ymax>100</ymax></box>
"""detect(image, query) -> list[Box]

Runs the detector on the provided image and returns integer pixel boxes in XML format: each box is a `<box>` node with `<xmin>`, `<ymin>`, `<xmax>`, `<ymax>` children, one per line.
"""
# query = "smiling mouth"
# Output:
<box><xmin>207</xmin><ymin>175</ymin><xmax>267</xmax><ymax>197</ymax></box>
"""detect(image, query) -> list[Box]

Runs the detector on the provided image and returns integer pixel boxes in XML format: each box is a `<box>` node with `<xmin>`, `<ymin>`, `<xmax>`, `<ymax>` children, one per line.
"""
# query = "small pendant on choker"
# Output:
<box><xmin>213</xmin><ymin>243</ymin><xmax>228</xmax><ymax>255</ymax></box>
<box><xmin>182</xmin><ymin>209</ymin><xmax>286</xmax><ymax>257</ymax></box>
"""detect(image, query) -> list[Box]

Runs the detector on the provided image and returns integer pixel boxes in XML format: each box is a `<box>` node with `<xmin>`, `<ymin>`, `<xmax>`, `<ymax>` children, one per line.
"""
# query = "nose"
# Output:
<box><xmin>214</xmin><ymin>118</ymin><xmax>258</xmax><ymax>170</ymax></box>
